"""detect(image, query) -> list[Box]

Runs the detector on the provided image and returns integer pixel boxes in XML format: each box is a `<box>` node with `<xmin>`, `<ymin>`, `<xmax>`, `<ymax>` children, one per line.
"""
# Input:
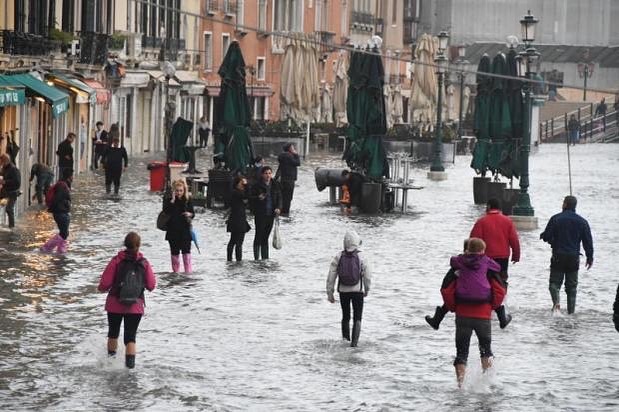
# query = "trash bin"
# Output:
<box><xmin>147</xmin><ymin>161</ymin><xmax>167</xmax><ymax>192</ymax></box>
<box><xmin>361</xmin><ymin>182</ymin><xmax>382</xmax><ymax>214</ymax></box>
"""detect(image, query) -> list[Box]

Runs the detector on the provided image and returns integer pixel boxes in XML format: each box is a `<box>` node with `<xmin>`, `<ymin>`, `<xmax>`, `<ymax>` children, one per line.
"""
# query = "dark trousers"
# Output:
<box><xmin>168</xmin><ymin>238</ymin><xmax>191</xmax><ymax>256</ymax></box>
<box><xmin>253</xmin><ymin>214</ymin><xmax>274</xmax><ymax>259</ymax></box>
<box><xmin>454</xmin><ymin>316</ymin><xmax>493</xmax><ymax>365</ymax></box>
<box><xmin>4</xmin><ymin>195</ymin><xmax>17</xmax><ymax>227</ymax></box>
<box><xmin>35</xmin><ymin>173</ymin><xmax>54</xmax><ymax>204</ymax></box>
<box><xmin>227</xmin><ymin>231</ymin><xmax>245</xmax><ymax>261</ymax></box>
<box><xmin>53</xmin><ymin>212</ymin><xmax>70</xmax><ymax>239</ymax></box>
<box><xmin>105</xmin><ymin>168</ymin><xmax>122</xmax><ymax>194</ymax></box>
<box><xmin>199</xmin><ymin>129</ymin><xmax>209</xmax><ymax>147</ymax></box>
<box><xmin>93</xmin><ymin>145</ymin><xmax>105</xmax><ymax>169</ymax></box>
<box><xmin>549</xmin><ymin>253</ymin><xmax>580</xmax><ymax>313</ymax></box>
<box><xmin>280</xmin><ymin>180</ymin><xmax>295</xmax><ymax>214</ymax></box>
<box><xmin>340</xmin><ymin>292</ymin><xmax>364</xmax><ymax>323</ymax></box>
<box><xmin>107</xmin><ymin>313</ymin><xmax>142</xmax><ymax>345</ymax></box>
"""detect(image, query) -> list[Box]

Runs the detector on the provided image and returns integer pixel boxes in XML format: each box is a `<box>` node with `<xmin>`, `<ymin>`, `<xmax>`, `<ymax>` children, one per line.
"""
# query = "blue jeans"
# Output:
<box><xmin>53</xmin><ymin>213</ymin><xmax>70</xmax><ymax>239</ymax></box>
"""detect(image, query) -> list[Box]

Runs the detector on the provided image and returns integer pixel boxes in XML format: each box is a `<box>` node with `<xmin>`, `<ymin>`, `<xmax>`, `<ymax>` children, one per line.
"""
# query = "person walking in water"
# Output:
<box><xmin>56</xmin><ymin>133</ymin><xmax>75</xmax><ymax>177</ymax></box>
<box><xmin>98</xmin><ymin>232</ymin><xmax>156</xmax><ymax>369</ymax></box>
<box><xmin>0</xmin><ymin>154</ymin><xmax>21</xmax><ymax>228</ymax></box>
<box><xmin>92</xmin><ymin>121</ymin><xmax>108</xmax><ymax>170</ymax></box>
<box><xmin>613</xmin><ymin>284</ymin><xmax>619</xmax><ymax>333</ymax></box>
<box><xmin>276</xmin><ymin>143</ymin><xmax>300</xmax><ymax>216</ymax></box>
<box><xmin>226</xmin><ymin>175</ymin><xmax>251</xmax><ymax>262</ymax></box>
<box><xmin>29</xmin><ymin>162</ymin><xmax>54</xmax><ymax>205</ymax></box>
<box><xmin>440</xmin><ymin>238</ymin><xmax>507</xmax><ymax>388</ymax></box>
<box><xmin>40</xmin><ymin>168</ymin><xmax>73</xmax><ymax>253</ymax></box>
<box><xmin>426</xmin><ymin>198</ymin><xmax>518</xmax><ymax>329</ymax></box>
<box><xmin>197</xmin><ymin>116</ymin><xmax>211</xmax><ymax>148</ymax></box>
<box><xmin>250</xmin><ymin>166</ymin><xmax>281</xmax><ymax>260</ymax></box>
<box><xmin>540</xmin><ymin>195</ymin><xmax>593</xmax><ymax>314</ymax></box>
<box><xmin>164</xmin><ymin>179</ymin><xmax>195</xmax><ymax>273</ymax></box>
<box><xmin>326</xmin><ymin>230</ymin><xmax>371</xmax><ymax>347</ymax></box>
<box><xmin>101</xmin><ymin>137</ymin><xmax>128</xmax><ymax>195</ymax></box>
<box><xmin>567</xmin><ymin>114</ymin><xmax>580</xmax><ymax>146</ymax></box>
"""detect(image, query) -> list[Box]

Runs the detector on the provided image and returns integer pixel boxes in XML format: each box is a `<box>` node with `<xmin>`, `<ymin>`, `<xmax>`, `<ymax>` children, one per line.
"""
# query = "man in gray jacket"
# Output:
<box><xmin>327</xmin><ymin>230</ymin><xmax>371</xmax><ymax>347</ymax></box>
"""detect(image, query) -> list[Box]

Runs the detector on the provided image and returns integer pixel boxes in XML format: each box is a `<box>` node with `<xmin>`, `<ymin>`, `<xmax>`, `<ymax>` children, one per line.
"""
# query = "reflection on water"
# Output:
<box><xmin>0</xmin><ymin>146</ymin><xmax>618</xmax><ymax>410</ymax></box>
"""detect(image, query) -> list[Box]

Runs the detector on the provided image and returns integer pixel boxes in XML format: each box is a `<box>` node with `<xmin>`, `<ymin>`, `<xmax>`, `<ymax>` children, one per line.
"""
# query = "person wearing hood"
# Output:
<box><xmin>326</xmin><ymin>230</ymin><xmax>372</xmax><ymax>347</ymax></box>
<box><xmin>440</xmin><ymin>238</ymin><xmax>507</xmax><ymax>388</ymax></box>
<box><xmin>275</xmin><ymin>143</ymin><xmax>300</xmax><ymax>216</ymax></box>
<box><xmin>98</xmin><ymin>232</ymin><xmax>156</xmax><ymax>369</ymax></box>
<box><xmin>540</xmin><ymin>195</ymin><xmax>593</xmax><ymax>314</ymax></box>
<box><xmin>40</xmin><ymin>168</ymin><xmax>73</xmax><ymax>253</ymax></box>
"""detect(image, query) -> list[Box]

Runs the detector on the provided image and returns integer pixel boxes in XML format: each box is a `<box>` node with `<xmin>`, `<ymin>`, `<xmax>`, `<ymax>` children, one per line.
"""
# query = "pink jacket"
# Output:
<box><xmin>98</xmin><ymin>250</ymin><xmax>156</xmax><ymax>314</ymax></box>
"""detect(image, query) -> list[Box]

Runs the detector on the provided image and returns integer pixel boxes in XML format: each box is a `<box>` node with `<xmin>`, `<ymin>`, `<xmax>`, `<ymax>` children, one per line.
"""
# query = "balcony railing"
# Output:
<box><xmin>141</xmin><ymin>35</ymin><xmax>185</xmax><ymax>61</ymax></box>
<box><xmin>79</xmin><ymin>31</ymin><xmax>109</xmax><ymax>65</ymax></box>
<box><xmin>1</xmin><ymin>30</ymin><xmax>59</xmax><ymax>56</ymax></box>
<box><xmin>350</xmin><ymin>12</ymin><xmax>375</xmax><ymax>32</ymax></box>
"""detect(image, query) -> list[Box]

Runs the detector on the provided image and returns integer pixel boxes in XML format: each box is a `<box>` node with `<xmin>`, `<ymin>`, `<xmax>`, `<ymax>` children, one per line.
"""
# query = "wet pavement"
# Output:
<box><xmin>0</xmin><ymin>144</ymin><xmax>618</xmax><ymax>411</ymax></box>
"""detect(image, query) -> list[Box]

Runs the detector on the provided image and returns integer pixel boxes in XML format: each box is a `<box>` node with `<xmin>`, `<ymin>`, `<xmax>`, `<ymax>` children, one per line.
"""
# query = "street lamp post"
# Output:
<box><xmin>428</xmin><ymin>30</ymin><xmax>449</xmax><ymax>181</ymax></box>
<box><xmin>161</xmin><ymin>60</ymin><xmax>176</xmax><ymax>196</ymax></box>
<box><xmin>577</xmin><ymin>62</ymin><xmax>594</xmax><ymax>101</ymax></box>
<box><xmin>511</xmin><ymin>10</ymin><xmax>539</xmax><ymax>229</ymax></box>
<box><xmin>456</xmin><ymin>45</ymin><xmax>467</xmax><ymax>140</ymax></box>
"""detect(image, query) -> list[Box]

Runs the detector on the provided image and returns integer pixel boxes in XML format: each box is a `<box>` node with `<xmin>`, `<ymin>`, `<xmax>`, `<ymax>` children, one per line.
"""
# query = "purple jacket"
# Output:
<box><xmin>98</xmin><ymin>250</ymin><xmax>156</xmax><ymax>314</ymax></box>
<box><xmin>451</xmin><ymin>254</ymin><xmax>500</xmax><ymax>303</ymax></box>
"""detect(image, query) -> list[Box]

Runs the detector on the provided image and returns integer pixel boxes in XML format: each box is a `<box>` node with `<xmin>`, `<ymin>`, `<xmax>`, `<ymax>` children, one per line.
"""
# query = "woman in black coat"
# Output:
<box><xmin>164</xmin><ymin>179</ymin><xmax>195</xmax><ymax>273</ymax></box>
<box><xmin>226</xmin><ymin>176</ymin><xmax>251</xmax><ymax>261</ymax></box>
<box><xmin>249</xmin><ymin>166</ymin><xmax>282</xmax><ymax>260</ymax></box>
<box><xmin>614</xmin><ymin>284</ymin><xmax>619</xmax><ymax>333</ymax></box>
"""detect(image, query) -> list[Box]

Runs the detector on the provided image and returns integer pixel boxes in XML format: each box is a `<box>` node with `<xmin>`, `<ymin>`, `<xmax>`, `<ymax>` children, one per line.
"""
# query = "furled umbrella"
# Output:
<box><xmin>384</xmin><ymin>83</ymin><xmax>393</xmax><ymax>130</ymax></box>
<box><xmin>392</xmin><ymin>83</ymin><xmax>404</xmax><ymax>124</ymax></box>
<box><xmin>170</xmin><ymin>117</ymin><xmax>194</xmax><ymax>163</ymax></box>
<box><xmin>409</xmin><ymin>33</ymin><xmax>438</xmax><ymax>128</ymax></box>
<box><xmin>321</xmin><ymin>84</ymin><xmax>333</xmax><ymax>123</ymax></box>
<box><xmin>332</xmin><ymin>51</ymin><xmax>349</xmax><ymax>127</ymax></box>
<box><xmin>470</xmin><ymin>54</ymin><xmax>492</xmax><ymax>174</ymax></box>
<box><xmin>214</xmin><ymin>41</ymin><xmax>254</xmax><ymax>173</ymax></box>
<box><xmin>486</xmin><ymin>52</ymin><xmax>512</xmax><ymax>174</ymax></box>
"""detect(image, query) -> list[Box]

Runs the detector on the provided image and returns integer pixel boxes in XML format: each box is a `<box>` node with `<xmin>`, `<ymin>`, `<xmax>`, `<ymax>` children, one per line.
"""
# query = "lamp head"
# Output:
<box><xmin>437</xmin><ymin>31</ymin><xmax>450</xmax><ymax>52</ymax></box>
<box><xmin>520</xmin><ymin>10</ymin><xmax>538</xmax><ymax>44</ymax></box>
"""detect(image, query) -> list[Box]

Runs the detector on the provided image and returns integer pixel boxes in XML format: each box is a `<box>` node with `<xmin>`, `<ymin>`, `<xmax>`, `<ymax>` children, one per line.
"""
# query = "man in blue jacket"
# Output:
<box><xmin>540</xmin><ymin>195</ymin><xmax>594</xmax><ymax>314</ymax></box>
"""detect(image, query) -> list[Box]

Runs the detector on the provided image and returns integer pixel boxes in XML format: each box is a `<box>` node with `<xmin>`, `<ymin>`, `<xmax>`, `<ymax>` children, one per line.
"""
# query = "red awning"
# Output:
<box><xmin>82</xmin><ymin>79</ymin><xmax>110</xmax><ymax>104</ymax></box>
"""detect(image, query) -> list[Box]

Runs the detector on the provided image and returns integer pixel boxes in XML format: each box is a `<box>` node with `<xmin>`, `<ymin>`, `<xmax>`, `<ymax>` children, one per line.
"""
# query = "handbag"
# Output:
<box><xmin>156</xmin><ymin>210</ymin><xmax>170</xmax><ymax>231</ymax></box>
<box><xmin>272</xmin><ymin>217</ymin><xmax>282</xmax><ymax>250</ymax></box>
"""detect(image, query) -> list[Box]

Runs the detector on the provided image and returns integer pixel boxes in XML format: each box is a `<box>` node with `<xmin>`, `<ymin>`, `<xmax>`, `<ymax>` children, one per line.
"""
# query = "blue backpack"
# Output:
<box><xmin>337</xmin><ymin>250</ymin><xmax>361</xmax><ymax>286</ymax></box>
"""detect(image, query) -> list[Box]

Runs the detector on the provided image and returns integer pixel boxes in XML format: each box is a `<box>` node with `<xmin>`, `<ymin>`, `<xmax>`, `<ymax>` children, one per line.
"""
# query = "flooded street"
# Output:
<box><xmin>1</xmin><ymin>144</ymin><xmax>618</xmax><ymax>411</ymax></box>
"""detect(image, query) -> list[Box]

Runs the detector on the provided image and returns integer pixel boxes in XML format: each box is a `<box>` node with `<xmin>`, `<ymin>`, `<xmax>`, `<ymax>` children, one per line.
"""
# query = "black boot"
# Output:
<box><xmin>235</xmin><ymin>246</ymin><xmax>243</xmax><ymax>261</ymax></box>
<box><xmin>495</xmin><ymin>305</ymin><xmax>512</xmax><ymax>329</ymax></box>
<box><xmin>253</xmin><ymin>244</ymin><xmax>260</xmax><ymax>260</ymax></box>
<box><xmin>425</xmin><ymin>305</ymin><xmax>448</xmax><ymax>330</ymax></box>
<box><xmin>351</xmin><ymin>320</ymin><xmax>361</xmax><ymax>347</ymax></box>
<box><xmin>341</xmin><ymin>320</ymin><xmax>350</xmax><ymax>341</ymax></box>
<box><xmin>125</xmin><ymin>354</ymin><xmax>135</xmax><ymax>369</ymax></box>
<box><xmin>567</xmin><ymin>294</ymin><xmax>576</xmax><ymax>314</ymax></box>
<box><xmin>227</xmin><ymin>243</ymin><xmax>234</xmax><ymax>261</ymax></box>
<box><xmin>261</xmin><ymin>244</ymin><xmax>269</xmax><ymax>260</ymax></box>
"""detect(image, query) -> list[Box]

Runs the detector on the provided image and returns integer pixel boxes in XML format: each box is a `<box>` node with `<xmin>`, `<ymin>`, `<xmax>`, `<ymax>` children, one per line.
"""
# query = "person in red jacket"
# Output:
<box><xmin>441</xmin><ymin>238</ymin><xmax>507</xmax><ymax>388</ymax></box>
<box><xmin>98</xmin><ymin>232</ymin><xmax>156</xmax><ymax>368</ymax></box>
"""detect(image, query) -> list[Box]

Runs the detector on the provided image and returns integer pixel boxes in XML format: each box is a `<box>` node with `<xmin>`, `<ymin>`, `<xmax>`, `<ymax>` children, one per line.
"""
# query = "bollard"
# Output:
<box><xmin>473</xmin><ymin>177</ymin><xmax>490</xmax><ymax>204</ymax></box>
<box><xmin>329</xmin><ymin>186</ymin><xmax>337</xmax><ymax>205</ymax></box>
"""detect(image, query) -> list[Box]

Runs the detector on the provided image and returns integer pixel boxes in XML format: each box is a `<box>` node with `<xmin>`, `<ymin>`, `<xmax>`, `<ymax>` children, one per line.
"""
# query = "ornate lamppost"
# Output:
<box><xmin>511</xmin><ymin>10</ymin><xmax>539</xmax><ymax>229</ymax></box>
<box><xmin>577</xmin><ymin>62</ymin><xmax>594</xmax><ymax>101</ymax></box>
<box><xmin>161</xmin><ymin>60</ymin><xmax>176</xmax><ymax>196</ymax></box>
<box><xmin>428</xmin><ymin>30</ymin><xmax>449</xmax><ymax>181</ymax></box>
<box><xmin>455</xmin><ymin>44</ymin><xmax>468</xmax><ymax>140</ymax></box>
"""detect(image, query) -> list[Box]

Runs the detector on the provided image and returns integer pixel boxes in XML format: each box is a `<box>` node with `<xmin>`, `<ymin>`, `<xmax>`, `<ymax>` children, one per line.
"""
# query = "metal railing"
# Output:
<box><xmin>78</xmin><ymin>31</ymin><xmax>109</xmax><ymax>65</ymax></box>
<box><xmin>0</xmin><ymin>30</ymin><xmax>59</xmax><ymax>56</ymax></box>
<box><xmin>539</xmin><ymin>100</ymin><xmax>618</xmax><ymax>143</ymax></box>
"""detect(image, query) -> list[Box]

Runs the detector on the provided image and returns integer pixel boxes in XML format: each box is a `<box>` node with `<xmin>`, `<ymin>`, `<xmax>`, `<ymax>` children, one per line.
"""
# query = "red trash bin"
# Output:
<box><xmin>147</xmin><ymin>161</ymin><xmax>167</xmax><ymax>191</ymax></box>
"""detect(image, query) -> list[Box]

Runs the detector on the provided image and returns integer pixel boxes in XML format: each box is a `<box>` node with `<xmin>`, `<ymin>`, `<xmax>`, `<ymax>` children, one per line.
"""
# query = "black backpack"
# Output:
<box><xmin>114</xmin><ymin>258</ymin><xmax>146</xmax><ymax>306</ymax></box>
<box><xmin>337</xmin><ymin>250</ymin><xmax>361</xmax><ymax>286</ymax></box>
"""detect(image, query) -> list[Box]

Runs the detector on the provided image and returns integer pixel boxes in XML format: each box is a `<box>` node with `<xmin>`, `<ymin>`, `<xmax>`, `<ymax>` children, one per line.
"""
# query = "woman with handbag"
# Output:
<box><xmin>226</xmin><ymin>175</ymin><xmax>251</xmax><ymax>261</ymax></box>
<box><xmin>163</xmin><ymin>179</ymin><xmax>195</xmax><ymax>273</ymax></box>
<box><xmin>249</xmin><ymin>166</ymin><xmax>281</xmax><ymax>260</ymax></box>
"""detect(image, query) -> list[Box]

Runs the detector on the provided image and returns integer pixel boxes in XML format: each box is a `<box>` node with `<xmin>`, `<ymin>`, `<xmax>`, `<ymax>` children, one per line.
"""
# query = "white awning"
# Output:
<box><xmin>175</xmin><ymin>70</ymin><xmax>205</xmax><ymax>95</ymax></box>
<box><xmin>147</xmin><ymin>70</ymin><xmax>180</xmax><ymax>87</ymax></box>
<box><xmin>120</xmin><ymin>72</ymin><xmax>150</xmax><ymax>88</ymax></box>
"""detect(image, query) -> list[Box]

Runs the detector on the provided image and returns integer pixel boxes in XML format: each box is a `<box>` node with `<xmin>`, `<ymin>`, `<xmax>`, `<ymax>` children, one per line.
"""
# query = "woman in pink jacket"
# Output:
<box><xmin>98</xmin><ymin>232</ymin><xmax>156</xmax><ymax>368</ymax></box>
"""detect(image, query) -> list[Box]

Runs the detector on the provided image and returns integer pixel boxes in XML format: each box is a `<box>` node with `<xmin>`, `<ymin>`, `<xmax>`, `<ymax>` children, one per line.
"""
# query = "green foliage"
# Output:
<box><xmin>49</xmin><ymin>28</ymin><xmax>75</xmax><ymax>45</ymax></box>
<box><xmin>109</xmin><ymin>33</ymin><xmax>127</xmax><ymax>50</ymax></box>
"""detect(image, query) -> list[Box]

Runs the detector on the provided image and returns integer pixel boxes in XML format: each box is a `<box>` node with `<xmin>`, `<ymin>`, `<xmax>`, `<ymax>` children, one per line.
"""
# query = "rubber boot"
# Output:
<box><xmin>182</xmin><ymin>253</ymin><xmax>192</xmax><ymax>274</ymax></box>
<box><xmin>253</xmin><ymin>244</ymin><xmax>260</xmax><ymax>260</ymax></box>
<box><xmin>125</xmin><ymin>354</ymin><xmax>135</xmax><ymax>369</ymax></box>
<box><xmin>171</xmin><ymin>254</ymin><xmax>181</xmax><ymax>273</ymax></box>
<box><xmin>351</xmin><ymin>320</ymin><xmax>361</xmax><ymax>347</ymax></box>
<box><xmin>227</xmin><ymin>243</ymin><xmax>234</xmax><ymax>261</ymax></box>
<box><xmin>341</xmin><ymin>320</ymin><xmax>350</xmax><ymax>341</ymax></box>
<box><xmin>567</xmin><ymin>293</ymin><xmax>576</xmax><ymax>314</ymax></box>
<box><xmin>425</xmin><ymin>305</ymin><xmax>448</xmax><ymax>330</ymax></box>
<box><xmin>105</xmin><ymin>184</ymin><xmax>111</xmax><ymax>194</ymax></box>
<box><xmin>495</xmin><ymin>305</ymin><xmax>512</xmax><ymax>329</ymax></box>
<box><xmin>260</xmin><ymin>244</ymin><xmax>269</xmax><ymax>260</ymax></box>
<box><xmin>455</xmin><ymin>364</ymin><xmax>466</xmax><ymax>388</ymax></box>
<box><xmin>235</xmin><ymin>246</ymin><xmax>242</xmax><ymax>261</ymax></box>
<box><xmin>40</xmin><ymin>234</ymin><xmax>62</xmax><ymax>252</ymax></box>
<box><xmin>56</xmin><ymin>238</ymin><xmax>69</xmax><ymax>254</ymax></box>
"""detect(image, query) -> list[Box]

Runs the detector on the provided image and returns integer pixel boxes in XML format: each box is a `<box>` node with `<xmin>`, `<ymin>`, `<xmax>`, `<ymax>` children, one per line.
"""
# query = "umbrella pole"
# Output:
<box><xmin>566</xmin><ymin>133</ymin><xmax>573</xmax><ymax>196</ymax></box>
<box><xmin>305</xmin><ymin>117</ymin><xmax>310</xmax><ymax>159</ymax></box>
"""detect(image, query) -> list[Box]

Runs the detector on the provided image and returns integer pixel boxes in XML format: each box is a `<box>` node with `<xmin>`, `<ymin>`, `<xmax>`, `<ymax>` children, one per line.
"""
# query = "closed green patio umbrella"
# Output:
<box><xmin>470</xmin><ymin>54</ymin><xmax>492</xmax><ymax>174</ymax></box>
<box><xmin>486</xmin><ymin>52</ymin><xmax>512</xmax><ymax>174</ymax></box>
<box><xmin>214</xmin><ymin>41</ymin><xmax>254</xmax><ymax>173</ymax></box>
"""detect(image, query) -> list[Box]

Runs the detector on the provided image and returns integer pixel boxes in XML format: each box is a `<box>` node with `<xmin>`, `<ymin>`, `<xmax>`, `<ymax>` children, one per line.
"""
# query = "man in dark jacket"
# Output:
<box><xmin>101</xmin><ymin>137</ymin><xmax>128</xmax><ymax>195</ymax></box>
<box><xmin>613</xmin><ymin>284</ymin><xmax>619</xmax><ymax>333</ymax></box>
<box><xmin>92</xmin><ymin>121</ymin><xmax>108</xmax><ymax>170</ymax></box>
<box><xmin>276</xmin><ymin>143</ymin><xmax>300</xmax><ymax>215</ymax></box>
<box><xmin>56</xmin><ymin>133</ymin><xmax>75</xmax><ymax>177</ymax></box>
<box><xmin>0</xmin><ymin>153</ymin><xmax>21</xmax><ymax>228</ymax></box>
<box><xmin>540</xmin><ymin>195</ymin><xmax>594</xmax><ymax>314</ymax></box>
<box><xmin>250</xmin><ymin>166</ymin><xmax>282</xmax><ymax>260</ymax></box>
<box><xmin>30</xmin><ymin>162</ymin><xmax>54</xmax><ymax>205</ymax></box>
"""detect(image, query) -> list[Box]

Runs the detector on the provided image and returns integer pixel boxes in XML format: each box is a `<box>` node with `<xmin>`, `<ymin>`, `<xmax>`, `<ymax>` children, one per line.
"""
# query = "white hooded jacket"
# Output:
<box><xmin>326</xmin><ymin>231</ymin><xmax>371</xmax><ymax>299</ymax></box>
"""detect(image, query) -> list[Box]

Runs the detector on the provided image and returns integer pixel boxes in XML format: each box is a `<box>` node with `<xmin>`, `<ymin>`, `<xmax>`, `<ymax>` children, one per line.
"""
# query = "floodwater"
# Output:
<box><xmin>0</xmin><ymin>144</ymin><xmax>618</xmax><ymax>411</ymax></box>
